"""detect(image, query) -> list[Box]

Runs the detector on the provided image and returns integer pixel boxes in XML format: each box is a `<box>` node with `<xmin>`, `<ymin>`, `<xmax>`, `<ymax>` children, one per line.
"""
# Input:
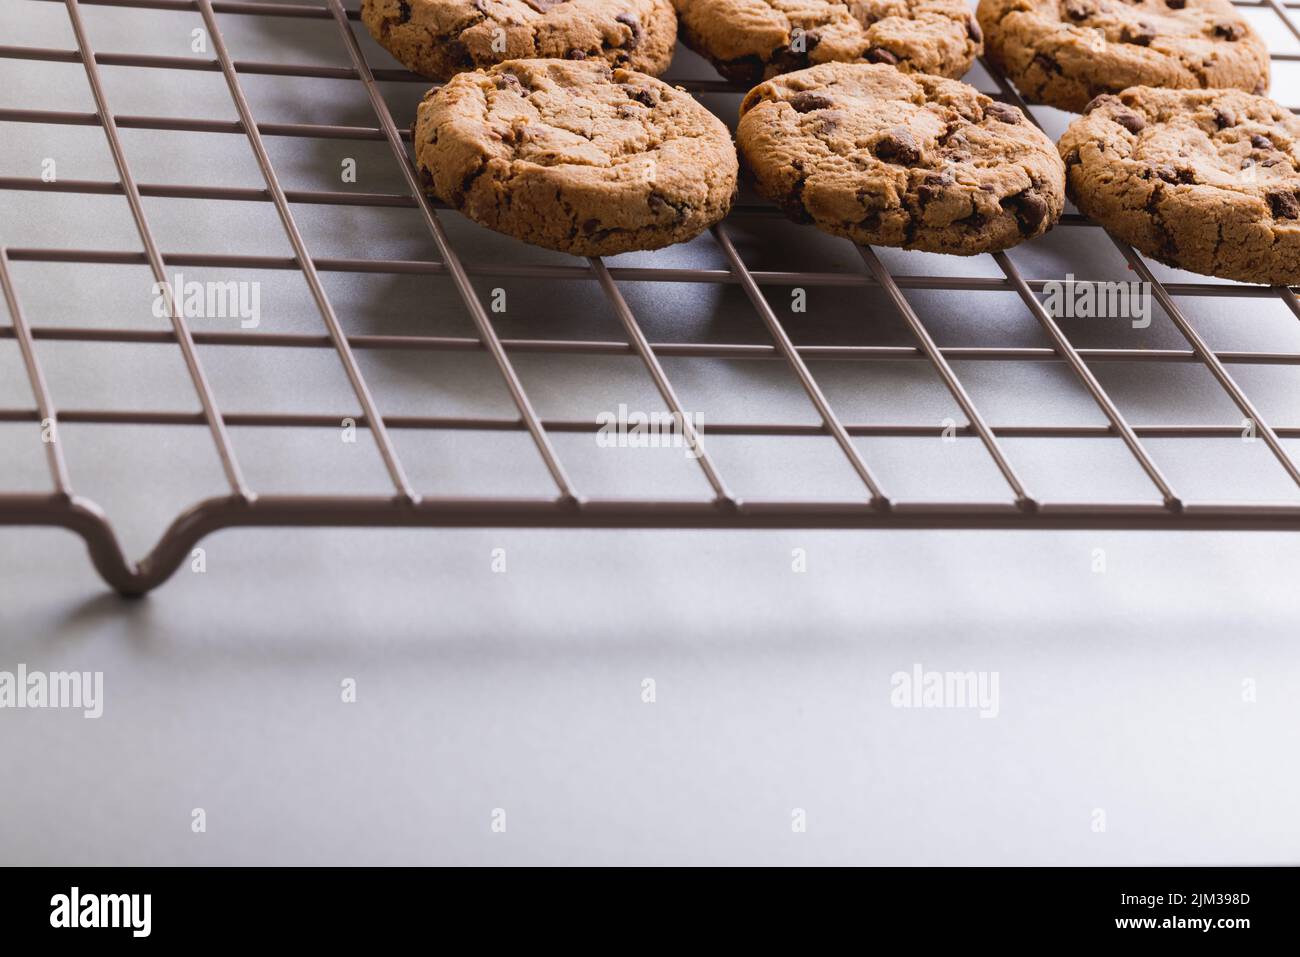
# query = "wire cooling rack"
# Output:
<box><xmin>5</xmin><ymin>0</ymin><xmax>1300</xmax><ymax>594</ymax></box>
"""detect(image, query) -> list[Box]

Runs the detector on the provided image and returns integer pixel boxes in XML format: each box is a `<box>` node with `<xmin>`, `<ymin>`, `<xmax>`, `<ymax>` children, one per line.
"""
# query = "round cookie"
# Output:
<box><xmin>415</xmin><ymin>59</ymin><xmax>738</xmax><ymax>255</ymax></box>
<box><xmin>977</xmin><ymin>0</ymin><xmax>1269</xmax><ymax>114</ymax></box>
<box><xmin>361</xmin><ymin>0</ymin><xmax>676</xmax><ymax>81</ymax></box>
<box><xmin>736</xmin><ymin>62</ymin><xmax>1065</xmax><ymax>254</ymax></box>
<box><xmin>673</xmin><ymin>0</ymin><xmax>983</xmax><ymax>85</ymax></box>
<box><xmin>1060</xmin><ymin>87</ymin><xmax>1300</xmax><ymax>285</ymax></box>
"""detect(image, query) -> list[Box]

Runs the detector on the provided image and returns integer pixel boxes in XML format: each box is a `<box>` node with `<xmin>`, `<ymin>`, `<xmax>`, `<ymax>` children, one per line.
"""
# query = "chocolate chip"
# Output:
<box><xmin>1144</xmin><ymin>183</ymin><xmax>1163</xmax><ymax>215</ymax></box>
<box><xmin>782</xmin><ymin>177</ymin><xmax>813</xmax><ymax>224</ymax></box>
<box><xmin>815</xmin><ymin>113</ymin><xmax>842</xmax><ymax>135</ymax></box>
<box><xmin>1157</xmin><ymin>225</ymin><xmax>1179</xmax><ymax>263</ymax></box>
<box><xmin>1033</xmin><ymin>52</ymin><xmax>1060</xmax><ymax>74</ymax></box>
<box><xmin>648</xmin><ymin>191</ymin><xmax>687</xmax><ymax>221</ymax></box>
<box><xmin>1165</xmin><ymin>0</ymin><xmax>1185</xmax><ymax>7</ymax></box>
<box><xmin>458</xmin><ymin>155</ymin><xmax>489</xmax><ymax>200</ymax></box>
<box><xmin>1083</xmin><ymin>94</ymin><xmax>1120</xmax><ymax>114</ymax></box>
<box><xmin>1063</xmin><ymin>147</ymin><xmax>1081</xmax><ymax>167</ymax></box>
<box><xmin>494</xmin><ymin>72</ymin><xmax>523</xmax><ymax>92</ymax></box>
<box><xmin>857</xmin><ymin>210</ymin><xmax>882</xmax><ymax>230</ymax></box>
<box><xmin>917</xmin><ymin>184</ymin><xmax>946</xmax><ymax>206</ymax></box>
<box><xmin>918</xmin><ymin>170</ymin><xmax>955</xmax><ymax>206</ymax></box>
<box><xmin>1063</xmin><ymin>0</ymin><xmax>1093</xmax><ymax>20</ymax></box>
<box><xmin>1114</xmin><ymin>111</ymin><xmax>1146</xmax><ymax>134</ymax></box>
<box><xmin>1269</xmin><ymin>190</ymin><xmax>1300</xmax><ymax>218</ymax></box>
<box><xmin>1214</xmin><ymin>108</ymin><xmax>1237</xmax><ymax>129</ymax></box>
<box><xmin>1153</xmin><ymin>164</ymin><xmax>1194</xmax><ymax>184</ymax></box>
<box><xmin>1213</xmin><ymin>22</ymin><xmax>1245</xmax><ymax>40</ymax></box>
<box><xmin>1121</xmin><ymin>22</ymin><xmax>1156</xmax><ymax>46</ymax></box>
<box><xmin>967</xmin><ymin>16</ymin><xmax>983</xmax><ymax>42</ymax></box>
<box><xmin>776</xmin><ymin>43</ymin><xmax>817</xmax><ymax>73</ymax></box>
<box><xmin>1252</xmin><ymin>133</ymin><xmax>1272</xmax><ymax>149</ymax></box>
<box><xmin>623</xmin><ymin>84</ymin><xmax>655</xmax><ymax>107</ymax></box>
<box><xmin>615</xmin><ymin>12</ymin><xmax>642</xmax><ymax>49</ymax></box>
<box><xmin>398</xmin><ymin>0</ymin><xmax>412</xmax><ymax>22</ymax></box>
<box><xmin>984</xmin><ymin>101</ymin><xmax>1022</xmax><ymax>124</ymax></box>
<box><xmin>962</xmin><ymin>211</ymin><xmax>989</xmax><ymax>229</ymax></box>
<box><xmin>1004</xmin><ymin>189</ymin><xmax>1050</xmax><ymax>235</ymax></box>
<box><xmin>873</xmin><ymin>128</ymin><xmax>921</xmax><ymax>165</ymax></box>
<box><xmin>865</xmin><ymin>47</ymin><xmax>899</xmax><ymax>65</ymax></box>
<box><xmin>447</xmin><ymin>38</ymin><xmax>474</xmax><ymax>70</ymax></box>
<box><xmin>789</xmin><ymin>91</ymin><xmax>835</xmax><ymax>113</ymax></box>
<box><xmin>903</xmin><ymin>211</ymin><xmax>919</xmax><ymax>245</ymax></box>
<box><xmin>566</xmin><ymin>49</ymin><xmax>587</xmax><ymax>59</ymax></box>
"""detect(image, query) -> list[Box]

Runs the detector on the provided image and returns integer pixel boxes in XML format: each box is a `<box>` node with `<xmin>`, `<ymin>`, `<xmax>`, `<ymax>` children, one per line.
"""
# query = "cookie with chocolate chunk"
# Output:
<box><xmin>1060</xmin><ymin>87</ymin><xmax>1300</xmax><ymax>285</ymax></box>
<box><xmin>977</xmin><ymin>0</ymin><xmax>1269</xmax><ymax>114</ymax></box>
<box><xmin>415</xmin><ymin>59</ymin><xmax>738</xmax><ymax>254</ymax></box>
<box><xmin>362</xmin><ymin>0</ymin><xmax>676</xmax><ymax>80</ymax></box>
<box><xmin>674</xmin><ymin>0</ymin><xmax>982</xmax><ymax>85</ymax></box>
<box><xmin>736</xmin><ymin>62</ymin><xmax>1064</xmax><ymax>254</ymax></box>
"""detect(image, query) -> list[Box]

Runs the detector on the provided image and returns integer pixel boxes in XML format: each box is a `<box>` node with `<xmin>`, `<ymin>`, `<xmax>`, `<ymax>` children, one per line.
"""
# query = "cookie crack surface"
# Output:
<box><xmin>1061</xmin><ymin>86</ymin><xmax>1300</xmax><ymax>284</ymax></box>
<box><xmin>736</xmin><ymin>62</ymin><xmax>1065</xmax><ymax>254</ymax></box>
<box><xmin>976</xmin><ymin>0</ymin><xmax>1269</xmax><ymax>113</ymax></box>
<box><xmin>415</xmin><ymin>58</ymin><xmax>738</xmax><ymax>255</ymax></box>
<box><xmin>673</xmin><ymin>0</ymin><xmax>981</xmax><ymax>84</ymax></box>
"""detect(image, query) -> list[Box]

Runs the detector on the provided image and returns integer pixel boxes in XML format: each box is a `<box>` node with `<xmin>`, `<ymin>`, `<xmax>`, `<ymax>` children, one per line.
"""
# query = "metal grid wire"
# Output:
<box><xmin>5</xmin><ymin>0</ymin><xmax>1300</xmax><ymax>594</ymax></box>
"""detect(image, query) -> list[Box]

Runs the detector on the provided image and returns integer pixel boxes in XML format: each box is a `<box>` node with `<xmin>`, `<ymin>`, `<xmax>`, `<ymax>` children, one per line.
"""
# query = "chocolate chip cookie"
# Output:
<box><xmin>736</xmin><ymin>62</ymin><xmax>1064</xmax><ymax>254</ymax></box>
<box><xmin>977</xmin><ymin>0</ymin><xmax>1269</xmax><ymax>114</ymax></box>
<box><xmin>362</xmin><ymin>0</ymin><xmax>677</xmax><ymax>81</ymax></box>
<box><xmin>1060</xmin><ymin>88</ymin><xmax>1300</xmax><ymax>285</ymax></box>
<box><xmin>415</xmin><ymin>59</ymin><xmax>738</xmax><ymax>255</ymax></box>
<box><xmin>673</xmin><ymin>0</ymin><xmax>983</xmax><ymax>85</ymax></box>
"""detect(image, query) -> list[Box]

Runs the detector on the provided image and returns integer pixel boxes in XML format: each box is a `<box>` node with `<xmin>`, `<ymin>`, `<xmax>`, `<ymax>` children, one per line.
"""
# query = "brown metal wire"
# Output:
<box><xmin>60</xmin><ymin>0</ymin><xmax>250</xmax><ymax>498</ymax></box>
<box><xmin>5</xmin><ymin>0</ymin><xmax>1300</xmax><ymax>595</ymax></box>
<box><xmin>857</xmin><ymin>243</ymin><xmax>1035</xmax><ymax>508</ymax></box>
<box><xmin>586</xmin><ymin>255</ymin><xmax>737</xmax><ymax>506</ymax></box>
<box><xmin>987</xmin><ymin>62</ymin><xmax>1300</xmax><ymax>491</ymax></box>
<box><xmin>194</xmin><ymin>0</ymin><xmax>416</xmax><ymax>502</ymax></box>
<box><xmin>0</xmin><ymin>247</ymin><xmax>72</xmax><ymax>495</ymax></box>
<box><xmin>712</xmin><ymin>222</ymin><xmax>891</xmax><ymax>507</ymax></box>
<box><xmin>991</xmin><ymin>251</ymin><xmax>1182</xmax><ymax>509</ymax></box>
<box><xmin>323</xmin><ymin>0</ymin><xmax>578</xmax><ymax>502</ymax></box>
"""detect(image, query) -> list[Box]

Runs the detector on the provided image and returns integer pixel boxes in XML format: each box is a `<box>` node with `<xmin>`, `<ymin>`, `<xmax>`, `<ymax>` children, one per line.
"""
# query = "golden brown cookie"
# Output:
<box><xmin>977</xmin><ymin>0</ymin><xmax>1269</xmax><ymax>114</ymax></box>
<box><xmin>673</xmin><ymin>0</ymin><xmax>983</xmax><ymax>85</ymax></box>
<box><xmin>415</xmin><ymin>59</ymin><xmax>738</xmax><ymax>255</ymax></box>
<box><xmin>362</xmin><ymin>0</ymin><xmax>677</xmax><ymax>81</ymax></box>
<box><xmin>1060</xmin><ymin>87</ymin><xmax>1300</xmax><ymax>285</ymax></box>
<box><xmin>736</xmin><ymin>62</ymin><xmax>1065</xmax><ymax>254</ymax></box>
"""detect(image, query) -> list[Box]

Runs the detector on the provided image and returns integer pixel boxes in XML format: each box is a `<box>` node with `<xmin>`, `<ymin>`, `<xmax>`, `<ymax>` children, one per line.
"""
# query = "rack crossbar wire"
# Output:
<box><xmin>3</xmin><ymin>0</ymin><xmax>1300</xmax><ymax>594</ymax></box>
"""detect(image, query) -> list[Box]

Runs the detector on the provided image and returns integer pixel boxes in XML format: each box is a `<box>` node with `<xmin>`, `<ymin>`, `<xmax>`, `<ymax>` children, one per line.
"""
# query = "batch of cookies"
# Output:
<box><xmin>362</xmin><ymin>0</ymin><xmax>1300</xmax><ymax>285</ymax></box>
